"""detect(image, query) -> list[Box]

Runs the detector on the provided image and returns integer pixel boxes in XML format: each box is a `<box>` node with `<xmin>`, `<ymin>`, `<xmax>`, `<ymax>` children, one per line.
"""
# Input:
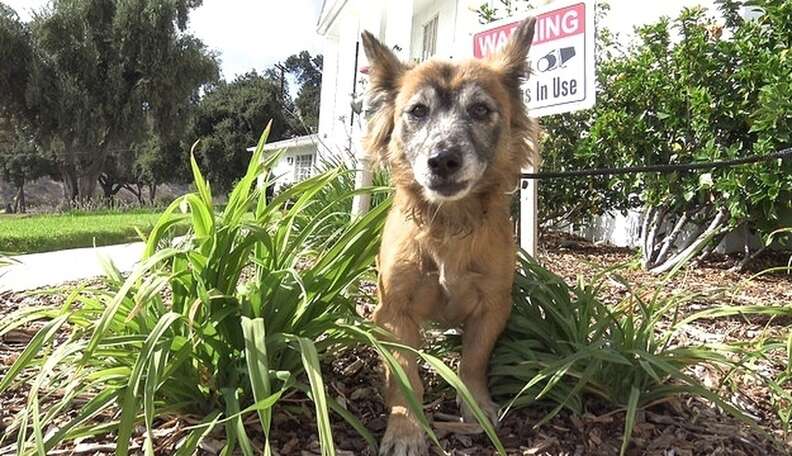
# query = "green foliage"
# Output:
<box><xmin>472</xmin><ymin>0</ymin><xmax>535</xmax><ymax>24</ymax></box>
<box><xmin>475</xmin><ymin>1</ymin><xmax>792</xmax><ymax>253</ymax></box>
<box><xmin>0</xmin><ymin>0</ymin><xmax>218</xmax><ymax>200</ymax></box>
<box><xmin>188</xmin><ymin>72</ymin><xmax>295</xmax><ymax>192</ymax></box>
<box><xmin>282</xmin><ymin>51</ymin><xmax>323</xmax><ymax>133</ymax></box>
<box><xmin>0</xmin><ymin>127</ymin><xmax>500</xmax><ymax>455</ymax></box>
<box><xmin>490</xmin><ymin>253</ymin><xmax>775</xmax><ymax>454</ymax></box>
<box><xmin>583</xmin><ymin>3</ymin><xmax>791</xmax><ymax>228</ymax></box>
<box><xmin>0</xmin><ymin>4</ymin><xmax>33</xmax><ymax>120</ymax></box>
<box><xmin>0</xmin><ymin>122</ymin><xmax>56</xmax><ymax>209</ymax></box>
<box><xmin>291</xmin><ymin>150</ymin><xmax>392</xmax><ymax>248</ymax></box>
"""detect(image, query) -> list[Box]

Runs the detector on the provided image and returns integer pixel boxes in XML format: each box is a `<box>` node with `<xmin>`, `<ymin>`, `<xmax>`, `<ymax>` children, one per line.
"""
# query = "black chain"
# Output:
<box><xmin>520</xmin><ymin>148</ymin><xmax>792</xmax><ymax>180</ymax></box>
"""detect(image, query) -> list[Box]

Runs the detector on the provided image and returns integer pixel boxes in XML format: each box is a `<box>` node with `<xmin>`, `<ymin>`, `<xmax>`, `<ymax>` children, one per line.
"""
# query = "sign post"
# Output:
<box><xmin>472</xmin><ymin>0</ymin><xmax>596</xmax><ymax>256</ymax></box>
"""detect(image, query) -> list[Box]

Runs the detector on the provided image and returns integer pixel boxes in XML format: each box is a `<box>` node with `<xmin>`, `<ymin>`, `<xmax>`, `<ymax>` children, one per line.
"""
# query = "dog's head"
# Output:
<box><xmin>361</xmin><ymin>18</ymin><xmax>537</xmax><ymax>203</ymax></box>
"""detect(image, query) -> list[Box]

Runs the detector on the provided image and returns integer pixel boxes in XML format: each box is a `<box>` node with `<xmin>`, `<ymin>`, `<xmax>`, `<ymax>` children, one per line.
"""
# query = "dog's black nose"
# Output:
<box><xmin>427</xmin><ymin>149</ymin><xmax>463</xmax><ymax>178</ymax></box>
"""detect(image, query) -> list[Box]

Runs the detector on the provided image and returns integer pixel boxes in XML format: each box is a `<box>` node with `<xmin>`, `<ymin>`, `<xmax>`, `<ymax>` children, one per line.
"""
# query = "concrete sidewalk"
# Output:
<box><xmin>0</xmin><ymin>242</ymin><xmax>145</xmax><ymax>292</ymax></box>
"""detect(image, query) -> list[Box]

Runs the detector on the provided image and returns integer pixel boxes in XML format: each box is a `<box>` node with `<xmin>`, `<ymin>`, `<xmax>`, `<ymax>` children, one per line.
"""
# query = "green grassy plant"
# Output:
<box><xmin>489</xmin><ymin>253</ymin><xmax>769</xmax><ymax>455</ymax></box>
<box><xmin>287</xmin><ymin>148</ymin><xmax>392</xmax><ymax>249</ymax></box>
<box><xmin>0</xmin><ymin>125</ymin><xmax>500</xmax><ymax>456</ymax></box>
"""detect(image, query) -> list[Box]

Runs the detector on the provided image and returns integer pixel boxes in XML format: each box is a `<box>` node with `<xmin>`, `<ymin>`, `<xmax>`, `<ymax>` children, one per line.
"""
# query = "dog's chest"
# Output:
<box><xmin>423</xmin><ymin>250</ymin><xmax>484</xmax><ymax>325</ymax></box>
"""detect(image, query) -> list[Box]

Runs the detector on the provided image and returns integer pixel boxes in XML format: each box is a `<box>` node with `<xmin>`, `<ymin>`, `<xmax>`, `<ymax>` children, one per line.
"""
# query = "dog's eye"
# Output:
<box><xmin>409</xmin><ymin>104</ymin><xmax>429</xmax><ymax>119</ymax></box>
<box><xmin>469</xmin><ymin>103</ymin><xmax>491</xmax><ymax>120</ymax></box>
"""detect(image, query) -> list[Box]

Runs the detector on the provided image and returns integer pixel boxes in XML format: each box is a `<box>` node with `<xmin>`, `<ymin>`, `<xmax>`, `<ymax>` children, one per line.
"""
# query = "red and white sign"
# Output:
<box><xmin>472</xmin><ymin>0</ymin><xmax>595</xmax><ymax>117</ymax></box>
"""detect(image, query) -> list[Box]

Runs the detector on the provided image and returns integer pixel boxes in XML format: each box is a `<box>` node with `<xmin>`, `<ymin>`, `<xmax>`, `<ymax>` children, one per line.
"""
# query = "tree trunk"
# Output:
<box><xmin>13</xmin><ymin>181</ymin><xmax>26</xmax><ymax>213</ymax></box>
<box><xmin>77</xmin><ymin>173</ymin><xmax>98</xmax><ymax>201</ymax></box>
<box><xmin>647</xmin><ymin>207</ymin><xmax>730</xmax><ymax>274</ymax></box>
<box><xmin>148</xmin><ymin>183</ymin><xmax>157</xmax><ymax>204</ymax></box>
<box><xmin>135</xmin><ymin>183</ymin><xmax>144</xmax><ymax>204</ymax></box>
<box><xmin>99</xmin><ymin>177</ymin><xmax>115</xmax><ymax>200</ymax></box>
<box><xmin>122</xmin><ymin>183</ymin><xmax>143</xmax><ymax>204</ymax></box>
<box><xmin>59</xmin><ymin>145</ymin><xmax>105</xmax><ymax>202</ymax></box>
<box><xmin>61</xmin><ymin>168</ymin><xmax>99</xmax><ymax>202</ymax></box>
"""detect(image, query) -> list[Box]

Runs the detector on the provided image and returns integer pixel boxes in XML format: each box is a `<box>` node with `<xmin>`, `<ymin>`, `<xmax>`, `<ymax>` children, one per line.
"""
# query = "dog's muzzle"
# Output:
<box><xmin>426</xmin><ymin>149</ymin><xmax>468</xmax><ymax>197</ymax></box>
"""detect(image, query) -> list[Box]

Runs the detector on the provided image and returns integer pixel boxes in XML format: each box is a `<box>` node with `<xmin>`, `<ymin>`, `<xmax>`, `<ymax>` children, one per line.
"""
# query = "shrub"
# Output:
<box><xmin>480</xmin><ymin>1</ymin><xmax>792</xmax><ymax>272</ymax></box>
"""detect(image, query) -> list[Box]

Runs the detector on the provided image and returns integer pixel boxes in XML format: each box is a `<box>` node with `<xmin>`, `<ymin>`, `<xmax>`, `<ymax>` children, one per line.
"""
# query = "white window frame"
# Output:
<box><xmin>293</xmin><ymin>153</ymin><xmax>314</xmax><ymax>182</ymax></box>
<box><xmin>421</xmin><ymin>14</ymin><xmax>438</xmax><ymax>62</ymax></box>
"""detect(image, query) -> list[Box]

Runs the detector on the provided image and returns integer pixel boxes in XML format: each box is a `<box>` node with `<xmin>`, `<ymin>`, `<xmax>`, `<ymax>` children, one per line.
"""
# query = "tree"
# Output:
<box><xmin>0</xmin><ymin>120</ymin><xmax>55</xmax><ymax>213</ymax></box>
<box><xmin>188</xmin><ymin>71</ymin><xmax>295</xmax><ymax>191</ymax></box>
<box><xmin>0</xmin><ymin>0</ymin><xmax>218</xmax><ymax>202</ymax></box>
<box><xmin>282</xmin><ymin>51</ymin><xmax>323</xmax><ymax>133</ymax></box>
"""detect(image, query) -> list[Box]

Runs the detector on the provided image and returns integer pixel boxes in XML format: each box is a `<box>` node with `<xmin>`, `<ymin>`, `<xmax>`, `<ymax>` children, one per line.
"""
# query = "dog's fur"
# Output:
<box><xmin>361</xmin><ymin>18</ymin><xmax>539</xmax><ymax>456</ymax></box>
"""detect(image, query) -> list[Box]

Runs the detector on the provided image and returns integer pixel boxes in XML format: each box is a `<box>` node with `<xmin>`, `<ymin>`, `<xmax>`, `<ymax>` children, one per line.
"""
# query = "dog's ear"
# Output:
<box><xmin>361</xmin><ymin>31</ymin><xmax>407</xmax><ymax>166</ymax></box>
<box><xmin>494</xmin><ymin>17</ymin><xmax>537</xmax><ymax>88</ymax></box>
<box><xmin>361</xmin><ymin>31</ymin><xmax>406</xmax><ymax>99</ymax></box>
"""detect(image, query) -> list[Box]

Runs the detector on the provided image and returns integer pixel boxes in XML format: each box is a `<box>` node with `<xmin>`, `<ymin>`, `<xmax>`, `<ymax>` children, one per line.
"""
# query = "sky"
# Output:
<box><xmin>4</xmin><ymin>0</ymin><xmax>720</xmax><ymax>80</ymax></box>
<box><xmin>3</xmin><ymin>0</ymin><xmax>324</xmax><ymax>81</ymax></box>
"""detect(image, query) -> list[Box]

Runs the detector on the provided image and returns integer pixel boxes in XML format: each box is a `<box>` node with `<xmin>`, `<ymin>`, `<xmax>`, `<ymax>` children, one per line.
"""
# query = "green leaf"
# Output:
<box><xmin>296</xmin><ymin>337</ymin><xmax>336</xmax><ymax>456</ymax></box>
<box><xmin>116</xmin><ymin>312</ymin><xmax>181</xmax><ymax>456</ymax></box>
<box><xmin>241</xmin><ymin>316</ymin><xmax>274</xmax><ymax>455</ymax></box>
<box><xmin>0</xmin><ymin>314</ymin><xmax>69</xmax><ymax>394</ymax></box>
<box><xmin>620</xmin><ymin>386</ymin><xmax>641</xmax><ymax>456</ymax></box>
<box><xmin>174</xmin><ymin>411</ymin><xmax>222</xmax><ymax>456</ymax></box>
<box><xmin>221</xmin><ymin>388</ymin><xmax>255</xmax><ymax>456</ymax></box>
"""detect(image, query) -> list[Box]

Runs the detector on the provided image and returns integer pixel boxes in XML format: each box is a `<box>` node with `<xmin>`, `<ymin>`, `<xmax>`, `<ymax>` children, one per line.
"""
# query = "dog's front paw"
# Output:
<box><xmin>379</xmin><ymin>409</ymin><xmax>428</xmax><ymax>456</ymax></box>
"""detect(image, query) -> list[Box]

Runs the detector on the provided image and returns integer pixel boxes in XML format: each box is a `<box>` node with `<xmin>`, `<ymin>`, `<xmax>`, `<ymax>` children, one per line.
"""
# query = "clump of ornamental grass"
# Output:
<box><xmin>290</xmin><ymin>146</ymin><xmax>392</xmax><ymax>249</ymax></box>
<box><xmin>489</xmin><ymin>253</ymin><xmax>776</xmax><ymax>455</ymax></box>
<box><xmin>0</xmin><ymin>125</ymin><xmax>503</xmax><ymax>456</ymax></box>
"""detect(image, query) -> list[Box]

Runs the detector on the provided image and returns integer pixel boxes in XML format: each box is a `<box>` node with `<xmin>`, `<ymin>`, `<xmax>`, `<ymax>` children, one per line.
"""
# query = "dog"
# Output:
<box><xmin>361</xmin><ymin>17</ymin><xmax>539</xmax><ymax>456</ymax></box>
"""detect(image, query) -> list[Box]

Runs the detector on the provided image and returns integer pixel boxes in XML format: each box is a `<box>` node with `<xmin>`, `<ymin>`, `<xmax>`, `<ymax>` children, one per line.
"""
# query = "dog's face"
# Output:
<box><xmin>362</xmin><ymin>18</ymin><xmax>537</xmax><ymax>203</ymax></box>
<box><xmin>394</xmin><ymin>66</ymin><xmax>504</xmax><ymax>201</ymax></box>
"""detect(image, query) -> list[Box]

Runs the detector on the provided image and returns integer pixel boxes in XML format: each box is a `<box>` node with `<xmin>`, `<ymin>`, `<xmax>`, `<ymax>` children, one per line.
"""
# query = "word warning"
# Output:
<box><xmin>473</xmin><ymin>0</ymin><xmax>596</xmax><ymax>117</ymax></box>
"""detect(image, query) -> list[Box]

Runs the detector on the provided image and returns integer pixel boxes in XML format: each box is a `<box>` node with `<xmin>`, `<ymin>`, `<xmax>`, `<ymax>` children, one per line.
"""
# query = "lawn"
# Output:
<box><xmin>0</xmin><ymin>209</ymin><xmax>164</xmax><ymax>254</ymax></box>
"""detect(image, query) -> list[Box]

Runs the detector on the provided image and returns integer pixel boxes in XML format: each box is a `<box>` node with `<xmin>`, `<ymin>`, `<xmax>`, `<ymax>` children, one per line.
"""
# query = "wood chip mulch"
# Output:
<box><xmin>1</xmin><ymin>234</ymin><xmax>790</xmax><ymax>455</ymax></box>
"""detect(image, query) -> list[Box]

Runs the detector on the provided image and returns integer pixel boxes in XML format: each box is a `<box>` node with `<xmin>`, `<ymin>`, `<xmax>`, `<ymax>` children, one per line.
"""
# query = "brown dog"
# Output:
<box><xmin>361</xmin><ymin>18</ymin><xmax>539</xmax><ymax>456</ymax></box>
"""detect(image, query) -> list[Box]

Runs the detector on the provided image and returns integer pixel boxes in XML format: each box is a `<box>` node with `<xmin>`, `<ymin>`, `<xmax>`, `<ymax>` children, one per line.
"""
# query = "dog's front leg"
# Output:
<box><xmin>372</xmin><ymin>304</ymin><xmax>428</xmax><ymax>456</ymax></box>
<box><xmin>459</xmin><ymin>291</ymin><xmax>511</xmax><ymax>427</ymax></box>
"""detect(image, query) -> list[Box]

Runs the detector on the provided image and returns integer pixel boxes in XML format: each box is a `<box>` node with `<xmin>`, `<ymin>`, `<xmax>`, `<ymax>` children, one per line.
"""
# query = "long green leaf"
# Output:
<box><xmin>116</xmin><ymin>312</ymin><xmax>181</xmax><ymax>456</ymax></box>
<box><xmin>0</xmin><ymin>315</ymin><xmax>69</xmax><ymax>394</ymax></box>
<box><xmin>296</xmin><ymin>337</ymin><xmax>335</xmax><ymax>456</ymax></box>
<box><xmin>620</xmin><ymin>386</ymin><xmax>641</xmax><ymax>456</ymax></box>
<box><xmin>241</xmin><ymin>316</ymin><xmax>273</xmax><ymax>455</ymax></box>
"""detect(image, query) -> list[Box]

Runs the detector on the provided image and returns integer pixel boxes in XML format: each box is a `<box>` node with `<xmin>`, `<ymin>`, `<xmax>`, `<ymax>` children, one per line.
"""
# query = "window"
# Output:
<box><xmin>421</xmin><ymin>15</ymin><xmax>438</xmax><ymax>62</ymax></box>
<box><xmin>293</xmin><ymin>153</ymin><xmax>314</xmax><ymax>181</ymax></box>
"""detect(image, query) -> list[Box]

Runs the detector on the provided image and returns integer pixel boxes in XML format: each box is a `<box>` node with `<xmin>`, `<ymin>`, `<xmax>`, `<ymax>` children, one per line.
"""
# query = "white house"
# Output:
<box><xmin>260</xmin><ymin>0</ymin><xmax>492</xmax><ymax>198</ymax></box>
<box><xmin>249</xmin><ymin>134</ymin><xmax>320</xmax><ymax>191</ymax></box>
<box><xmin>264</xmin><ymin>0</ymin><xmax>761</xmax><ymax>251</ymax></box>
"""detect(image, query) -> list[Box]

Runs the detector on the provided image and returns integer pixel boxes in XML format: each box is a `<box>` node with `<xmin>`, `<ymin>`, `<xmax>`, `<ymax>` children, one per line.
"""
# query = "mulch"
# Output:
<box><xmin>1</xmin><ymin>234</ymin><xmax>790</xmax><ymax>455</ymax></box>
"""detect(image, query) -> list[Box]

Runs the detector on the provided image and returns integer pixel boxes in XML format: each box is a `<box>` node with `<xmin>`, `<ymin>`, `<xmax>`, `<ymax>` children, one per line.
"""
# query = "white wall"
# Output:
<box><xmin>318</xmin><ymin>0</ymin><xmax>485</xmax><ymax>166</ymax></box>
<box><xmin>574</xmin><ymin>209</ymin><xmax>762</xmax><ymax>254</ymax></box>
<box><xmin>410</xmin><ymin>0</ymin><xmax>457</xmax><ymax>61</ymax></box>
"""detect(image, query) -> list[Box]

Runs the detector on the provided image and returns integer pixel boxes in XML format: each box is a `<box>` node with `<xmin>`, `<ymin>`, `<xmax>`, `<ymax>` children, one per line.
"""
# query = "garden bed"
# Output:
<box><xmin>1</xmin><ymin>234</ymin><xmax>789</xmax><ymax>455</ymax></box>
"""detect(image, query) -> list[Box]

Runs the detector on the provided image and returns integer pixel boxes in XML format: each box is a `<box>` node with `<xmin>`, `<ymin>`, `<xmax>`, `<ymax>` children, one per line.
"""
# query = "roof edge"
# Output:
<box><xmin>247</xmin><ymin>133</ymin><xmax>320</xmax><ymax>152</ymax></box>
<box><xmin>316</xmin><ymin>0</ymin><xmax>348</xmax><ymax>35</ymax></box>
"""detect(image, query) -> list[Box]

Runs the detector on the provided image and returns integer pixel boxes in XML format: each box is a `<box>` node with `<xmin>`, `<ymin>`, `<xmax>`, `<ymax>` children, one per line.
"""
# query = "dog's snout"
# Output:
<box><xmin>427</xmin><ymin>148</ymin><xmax>463</xmax><ymax>178</ymax></box>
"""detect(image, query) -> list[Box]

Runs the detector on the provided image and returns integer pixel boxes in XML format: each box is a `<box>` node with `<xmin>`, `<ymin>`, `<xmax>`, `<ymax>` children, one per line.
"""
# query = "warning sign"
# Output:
<box><xmin>472</xmin><ymin>0</ymin><xmax>596</xmax><ymax>117</ymax></box>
